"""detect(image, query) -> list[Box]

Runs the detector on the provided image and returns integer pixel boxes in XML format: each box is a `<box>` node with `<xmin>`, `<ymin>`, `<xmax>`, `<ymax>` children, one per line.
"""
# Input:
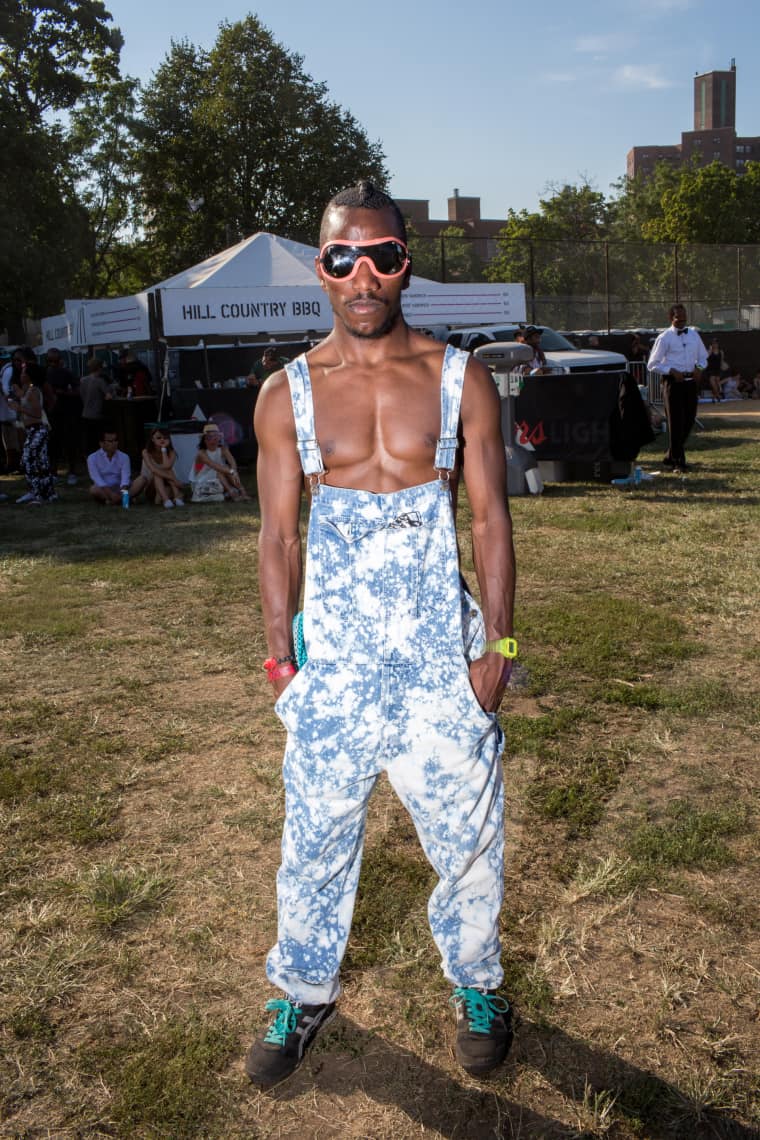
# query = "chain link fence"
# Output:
<box><xmin>407</xmin><ymin>234</ymin><xmax>760</xmax><ymax>331</ymax></box>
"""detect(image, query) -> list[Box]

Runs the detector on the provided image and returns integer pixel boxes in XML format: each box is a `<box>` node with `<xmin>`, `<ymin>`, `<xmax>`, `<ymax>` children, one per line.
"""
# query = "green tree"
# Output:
<box><xmin>406</xmin><ymin>224</ymin><xmax>481</xmax><ymax>282</ymax></box>
<box><xmin>0</xmin><ymin>0</ymin><xmax>122</xmax><ymax>125</ymax></box>
<box><xmin>136</xmin><ymin>16</ymin><xmax>388</xmax><ymax>279</ymax></box>
<box><xmin>485</xmin><ymin>182</ymin><xmax>610</xmax><ymax>326</ymax></box>
<box><xmin>406</xmin><ymin>223</ymin><xmax>441</xmax><ymax>280</ymax></box>
<box><xmin>0</xmin><ymin>0</ymin><xmax>126</xmax><ymax>336</ymax></box>
<box><xmin>642</xmin><ymin>162</ymin><xmax>744</xmax><ymax>244</ymax></box>
<box><xmin>608</xmin><ymin>161</ymin><xmax>760</xmax><ymax>323</ymax></box>
<box><xmin>607</xmin><ymin>162</ymin><xmax>681</xmax><ymax>242</ymax></box>
<box><xmin>68</xmin><ymin>76</ymin><xmax>143</xmax><ymax>297</ymax></box>
<box><xmin>0</xmin><ymin>96</ymin><xmax>90</xmax><ymax>340</ymax></box>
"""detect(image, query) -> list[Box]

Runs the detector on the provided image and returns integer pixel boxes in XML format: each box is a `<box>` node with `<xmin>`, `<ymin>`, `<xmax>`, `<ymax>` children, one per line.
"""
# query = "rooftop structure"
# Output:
<box><xmin>627</xmin><ymin>62</ymin><xmax>760</xmax><ymax>180</ymax></box>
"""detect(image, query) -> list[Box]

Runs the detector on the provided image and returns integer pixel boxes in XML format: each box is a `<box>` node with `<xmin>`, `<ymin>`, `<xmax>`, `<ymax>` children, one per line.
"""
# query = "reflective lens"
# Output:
<box><xmin>319</xmin><ymin>238</ymin><xmax>409</xmax><ymax>280</ymax></box>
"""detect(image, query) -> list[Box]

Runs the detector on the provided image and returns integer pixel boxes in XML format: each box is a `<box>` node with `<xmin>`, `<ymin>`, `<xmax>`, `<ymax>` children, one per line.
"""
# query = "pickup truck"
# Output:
<box><xmin>447</xmin><ymin>324</ymin><xmax>628</xmax><ymax>373</ymax></box>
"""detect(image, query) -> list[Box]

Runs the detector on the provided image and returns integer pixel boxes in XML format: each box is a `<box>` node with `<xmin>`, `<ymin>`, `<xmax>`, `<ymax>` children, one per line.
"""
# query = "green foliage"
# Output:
<box><xmin>643</xmin><ymin>161</ymin><xmax>752</xmax><ymax>244</ymax></box>
<box><xmin>10</xmin><ymin>1006</ymin><xmax>57</xmax><ymax>1042</ymax></box>
<box><xmin>485</xmin><ymin>180</ymin><xmax>610</xmax><ymax>288</ymax></box>
<box><xmin>0</xmin><ymin>0</ymin><xmax>122</xmax><ymax>124</ymax></box>
<box><xmin>68</xmin><ymin>77</ymin><xmax>144</xmax><ymax>298</ymax></box>
<box><xmin>527</xmin><ymin>752</ymin><xmax>623</xmax><ymax>838</ymax></box>
<box><xmin>407</xmin><ymin>224</ymin><xmax>482</xmax><ymax>282</ymax></box>
<box><xmin>603</xmin><ymin>677</ymin><xmax>747</xmax><ymax>717</ymax></box>
<box><xmin>481</xmin><ymin>165</ymin><xmax>760</xmax><ymax>327</ymax></box>
<box><xmin>0</xmin><ymin>2</ymin><xmax>126</xmax><ymax>334</ymax></box>
<box><xmin>626</xmin><ymin>800</ymin><xmax>745</xmax><ymax>873</ymax></box>
<box><xmin>521</xmin><ymin>594</ymin><xmax>694</xmax><ymax>685</ymax></box>
<box><xmin>346</xmin><ymin>844</ymin><xmax>434</xmax><ymax>969</ymax></box>
<box><xmin>88</xmin><ymin>1014</ymin><xmax>235</xmax><ymax>1137</ymax></box>
<box><xmin>78</xmin><ymin>863</ymin><xmax>172</xmax><ymax>930</ymax></box>
<box><xmin>501</xmin><ymin>956</ymin><xmax>554</xmax><ymax>1017</ymax></box>
<box><xmin>504</xmin><ymin>707</ymin><xmax>590</xmax><ymax>756</ymax></box>
<box><xmin>136</xmin><ymin>16</ymin><xmax>388</xmax><ymax>278</ymax></box>
<box><xmin>0</xmin><ymin>102</ymin><xmax>90</xmax><ymax>337</ymax></box>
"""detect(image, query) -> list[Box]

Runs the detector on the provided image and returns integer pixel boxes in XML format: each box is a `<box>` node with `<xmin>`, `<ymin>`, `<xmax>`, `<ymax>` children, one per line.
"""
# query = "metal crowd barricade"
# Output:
<box><xmin>647</xmin><ymin>369</ymin><xmax>662</xmax><ymax>405</ymax></box>
<box><xmin>626</xmin><ymin>360</ymin><xmax>662</xmax><ymax>405</ymax></box>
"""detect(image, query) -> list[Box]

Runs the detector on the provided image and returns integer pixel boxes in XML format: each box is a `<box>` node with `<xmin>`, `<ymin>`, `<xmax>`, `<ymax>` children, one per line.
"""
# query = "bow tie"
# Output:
<box><xmin>676</xmin><ymin>327</ymin><xmax>688</xmax><ymax>336</ymax></box>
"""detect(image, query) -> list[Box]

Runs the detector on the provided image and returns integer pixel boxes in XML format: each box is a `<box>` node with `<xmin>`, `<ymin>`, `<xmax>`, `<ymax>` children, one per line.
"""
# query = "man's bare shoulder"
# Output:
<box><xmin>253</xmin><ymin>367</ymin><xmax>295</xmax><ymax>439</ymax></box>
<box><xmin>463</xmin><ymin>349</ymin><xmax>498</xmax><ymax>394</ymax></box>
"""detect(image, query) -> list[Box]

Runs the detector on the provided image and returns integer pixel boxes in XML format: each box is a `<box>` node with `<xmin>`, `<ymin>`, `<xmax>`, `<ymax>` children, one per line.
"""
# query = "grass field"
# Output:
<box><xmin>1</xmin><ymin>417</ymin><xmax>758</xmax><ymax>1139</ymax></box>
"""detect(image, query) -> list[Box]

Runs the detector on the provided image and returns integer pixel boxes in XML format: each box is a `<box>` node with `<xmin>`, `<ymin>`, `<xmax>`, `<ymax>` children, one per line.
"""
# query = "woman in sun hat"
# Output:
<box><xmin>190</xmin><ymin>422</ymin><xmax>249</xmax><ymax>502</ymax></box>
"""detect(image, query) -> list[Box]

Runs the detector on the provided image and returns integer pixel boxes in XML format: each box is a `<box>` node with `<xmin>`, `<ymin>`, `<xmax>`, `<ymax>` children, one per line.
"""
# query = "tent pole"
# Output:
<box><xmin>149</xmin><ymin>291</ymin><xmax>168</xmax><ymax>421</ymax></box>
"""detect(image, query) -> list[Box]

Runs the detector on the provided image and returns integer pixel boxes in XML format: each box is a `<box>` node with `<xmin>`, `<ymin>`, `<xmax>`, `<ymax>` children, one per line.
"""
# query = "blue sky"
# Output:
<box><xmin>105</xmin><ymin>0</ymin><xmax>758</xmax><ymax>221</ymax></box>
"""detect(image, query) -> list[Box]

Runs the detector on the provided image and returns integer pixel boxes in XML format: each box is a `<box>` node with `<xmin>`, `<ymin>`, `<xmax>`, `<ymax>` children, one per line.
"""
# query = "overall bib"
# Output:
<box><xmin>266</xmin><ymin>345</ymin><xmax>506</xmax><ymax>1004</ymax></box>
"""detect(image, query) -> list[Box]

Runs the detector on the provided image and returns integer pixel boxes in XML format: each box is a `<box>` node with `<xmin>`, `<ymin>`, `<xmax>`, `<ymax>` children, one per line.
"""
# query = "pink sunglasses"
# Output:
<box><xmin>318</xmin><ymin>236</ymin><xmax>410</xmax><ymax>281</ymax></box>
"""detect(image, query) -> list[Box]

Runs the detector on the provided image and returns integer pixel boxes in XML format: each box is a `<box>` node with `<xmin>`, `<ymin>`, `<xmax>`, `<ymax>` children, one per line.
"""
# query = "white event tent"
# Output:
<box><xmin>43</xmin><ymin>232</ymin><xmax>525</xmax><ymax>348</ymax></box>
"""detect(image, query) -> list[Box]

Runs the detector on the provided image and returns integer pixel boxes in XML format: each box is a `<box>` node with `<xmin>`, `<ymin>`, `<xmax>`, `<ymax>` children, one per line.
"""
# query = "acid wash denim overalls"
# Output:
<box><xmin>266</xmin><ymin>344</ymin><xmax>506</xmax><ymax>1004</ymax></box>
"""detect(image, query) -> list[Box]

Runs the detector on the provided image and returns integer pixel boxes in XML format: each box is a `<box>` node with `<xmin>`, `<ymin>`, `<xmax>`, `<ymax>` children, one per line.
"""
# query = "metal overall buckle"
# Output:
<box><xmin>308</xmin><ymin>470</ymin><xmax>325</xmax><ymax>495</ymax></box>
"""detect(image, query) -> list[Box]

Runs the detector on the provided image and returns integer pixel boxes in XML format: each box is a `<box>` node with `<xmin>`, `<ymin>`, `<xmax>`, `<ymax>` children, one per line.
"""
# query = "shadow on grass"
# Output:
<box><xmin>264</xmin><ymin>1015</ymin><xmax>756</xmax><ymax>1139</ymax></box>
<box><xmin>537</xmin><ymin>479</ymin><xmax>759</xmax><ymax>506</ymax></box>
<box><xmin>0</xmin><ymin>497</ymin><xmax>261</xmax><ymax>564</ymax></box>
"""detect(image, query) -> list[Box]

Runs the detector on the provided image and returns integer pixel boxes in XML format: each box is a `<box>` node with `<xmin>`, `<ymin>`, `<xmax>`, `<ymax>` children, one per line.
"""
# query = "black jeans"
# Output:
<box><xmin>661</xmin><ymin>378</ymin><xmax>697</xmax><ymax>466</ymax></box>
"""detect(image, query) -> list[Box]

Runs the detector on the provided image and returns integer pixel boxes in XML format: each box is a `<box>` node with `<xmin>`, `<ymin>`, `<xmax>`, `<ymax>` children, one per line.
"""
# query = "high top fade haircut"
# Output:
<box><xmin>320</xmin><ymin>180</ymin><xmax>408</xmax><ymax>245</ymax></box>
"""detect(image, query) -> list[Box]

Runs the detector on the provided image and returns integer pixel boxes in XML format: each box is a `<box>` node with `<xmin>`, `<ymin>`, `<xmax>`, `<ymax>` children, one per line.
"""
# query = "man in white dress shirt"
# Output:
<box><xmin>87</xmin><ymin>429</ymin><xmax>135</xmax><ymax>504</ymax></box>
<box><xmin>647</xmin><ymin>304</ymin><xmax>707</xmax><ymax>472</ymax></box>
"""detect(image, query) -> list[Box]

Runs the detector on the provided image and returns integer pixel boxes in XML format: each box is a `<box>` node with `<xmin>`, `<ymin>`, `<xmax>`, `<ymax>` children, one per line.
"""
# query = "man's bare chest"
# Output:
<box><xmin>312</xmin><ymin>381</ymin><xmax>441</xmax><ymax>469</ymax></box>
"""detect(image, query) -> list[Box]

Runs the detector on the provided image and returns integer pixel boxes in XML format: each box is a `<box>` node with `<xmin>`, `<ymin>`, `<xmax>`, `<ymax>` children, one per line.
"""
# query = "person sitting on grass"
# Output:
<box><xmin>189</xmin><ymin>423</ymin><xmax>249</xmax><ymax>502</ymax></box>
<box><xmin>719</xmin><ymin>371</ymin><xmax>741</xmax><ymax>401</ymax></box>
<box><xmin>86</xmin><ymin>429</ymin><xmax>140</xmax><ymax>505</ymax></box>
<box><xmin>736</xmin><ymin>373</ymin><xmax>757</xmax><ymax>399</ymax></box>
<box><xmin>133</xmin><ymin>426</ymin><xmax>185</xmax><ymax>509</ymax></box>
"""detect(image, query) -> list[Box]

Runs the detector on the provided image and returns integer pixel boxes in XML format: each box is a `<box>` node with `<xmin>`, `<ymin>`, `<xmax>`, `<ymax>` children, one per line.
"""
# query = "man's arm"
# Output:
<box><xmin>459</xmin><ymin>356</ymin><xmax>516</xmax><ymax>712</ymax></box>
<box><xmin>254</xmin><ymin>371</ymin><xmax>305</xmax><ymax>699</ymax></box>
<box><xmin>87</xmin><ymin>452</ymin><xmax>106</xmax><ymax>487</ymax></box>
<box><xmin>646</xmin><ymin>332</ymin><xmax>669</xmax><ymax>375</ymax></box>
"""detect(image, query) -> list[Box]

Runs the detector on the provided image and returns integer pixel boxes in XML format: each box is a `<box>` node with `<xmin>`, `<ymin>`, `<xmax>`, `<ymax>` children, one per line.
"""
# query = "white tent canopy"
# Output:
<box><xmin>154</xmin><ymin>232</ymin><xmax>320</xmax><ymax>290</ymax></box>
<box><xmin>156</xmin><ymin>231</ymin><xmax>525</xmax><ymax>338</ymax></box>
<box><xmin>54</xmin><ymin>232</ymin><xmax>526</xmax><ymax>345</ymax></box>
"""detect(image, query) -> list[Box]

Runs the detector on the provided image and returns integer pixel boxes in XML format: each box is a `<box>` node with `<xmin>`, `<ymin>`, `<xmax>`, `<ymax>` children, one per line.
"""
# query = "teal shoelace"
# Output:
<box><xmin>263</xmin><ymin>998</ymin><xmax>302</xmax><ymax>1045</ymax></box>
<box><xmin>451</xmin><ymin>987</ymin><xmax>509</xmax><ymax>1034</ymax></box>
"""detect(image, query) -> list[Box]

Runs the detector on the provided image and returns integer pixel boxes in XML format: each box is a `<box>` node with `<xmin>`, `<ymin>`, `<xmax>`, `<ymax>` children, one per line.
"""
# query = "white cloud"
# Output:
<box><xmin>615</xmin><ymin>64</ymin><xmax>674</xmax><ymax>90</ymax></box>
<box><xmin>574</xmin><ymin>34</ymin><xmax>623</xmax><ymax>54</ymax></box>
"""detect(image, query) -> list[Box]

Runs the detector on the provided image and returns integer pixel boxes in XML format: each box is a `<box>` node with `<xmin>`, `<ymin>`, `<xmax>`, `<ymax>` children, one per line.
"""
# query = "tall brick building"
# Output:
<box><xmin>627</xmin><ymin>62</ymin><xmax>760</xmax><ymax>180</ymax></box>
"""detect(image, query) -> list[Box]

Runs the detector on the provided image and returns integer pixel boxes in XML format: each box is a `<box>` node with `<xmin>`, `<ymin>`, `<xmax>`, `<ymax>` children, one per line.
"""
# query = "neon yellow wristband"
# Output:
<box><xmin>484</xmin><ymin>636</ymin><xmax>518</xmax><ymax>659</ymax></box>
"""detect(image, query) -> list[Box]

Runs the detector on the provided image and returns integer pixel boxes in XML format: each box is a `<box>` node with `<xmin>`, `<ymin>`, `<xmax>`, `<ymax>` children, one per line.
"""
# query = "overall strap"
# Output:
<box><xmin>284</xmin><ymin>355</ymin><xmax>326</xmax><ymax>477</ymax></box>
<box><xmin>435</xmin><ymin>344</ymin><xmax>468</xmax><ymax>473</ymax></box>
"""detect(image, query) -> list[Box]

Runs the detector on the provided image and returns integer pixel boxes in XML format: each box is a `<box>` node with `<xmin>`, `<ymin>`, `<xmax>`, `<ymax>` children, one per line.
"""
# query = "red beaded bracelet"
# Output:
<box><xmin>263</xmin><ymin>657</ymin><xmax>297</xmax><ymax>683</ymax></box>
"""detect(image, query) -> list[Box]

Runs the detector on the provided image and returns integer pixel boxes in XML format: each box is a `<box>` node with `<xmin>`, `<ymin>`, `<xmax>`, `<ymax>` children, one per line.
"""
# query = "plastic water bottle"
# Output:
<box><xmin>121</xmin><ymin>488</ymin><xmax>130</xmax><ymax>510</ymax></box>
<box><xmin>634</xmin><ymin>466</ymin><xmax>643</xmax><ymax>485</ymax></box>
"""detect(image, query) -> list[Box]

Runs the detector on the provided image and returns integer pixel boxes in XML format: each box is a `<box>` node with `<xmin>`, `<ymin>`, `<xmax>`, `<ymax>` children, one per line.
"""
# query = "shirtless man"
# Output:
<box><xmin>246</xmin><ymin>181</ymin><xmax>517</xmax><ymax>1088</ymax></box>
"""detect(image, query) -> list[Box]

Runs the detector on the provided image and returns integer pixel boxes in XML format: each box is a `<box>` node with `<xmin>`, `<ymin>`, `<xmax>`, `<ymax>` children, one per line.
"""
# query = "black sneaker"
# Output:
<box><xmin>245</xmin><ymin>997</ymin><xmax>336</xmax><ymax>1088</ymax></box>
<box><xmin>450</xmin><ymin>987</ymin><xmax>513</xmax><ymax>1076</ymax></box>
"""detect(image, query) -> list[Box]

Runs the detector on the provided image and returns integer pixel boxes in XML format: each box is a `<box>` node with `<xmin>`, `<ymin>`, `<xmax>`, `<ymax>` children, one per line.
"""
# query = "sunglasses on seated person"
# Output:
<box><xmin>318</xmin><ymin>236</ymin><xmax>410</xmax><ymax>281</ymax></box>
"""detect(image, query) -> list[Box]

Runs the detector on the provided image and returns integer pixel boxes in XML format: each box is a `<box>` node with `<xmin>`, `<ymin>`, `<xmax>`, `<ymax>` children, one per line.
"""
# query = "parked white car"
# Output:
<box><xmin>447</xmin><ymin>325</ymin><xmax>628</xmax><ymax>373</ymax></box>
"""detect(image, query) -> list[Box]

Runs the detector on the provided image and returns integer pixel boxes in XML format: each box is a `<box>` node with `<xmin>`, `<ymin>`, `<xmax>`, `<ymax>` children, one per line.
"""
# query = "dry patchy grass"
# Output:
<box><xmin>1</xmin><ymin>422</ymin><xmax>758</xmax><ymax>1138</ymax></box>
